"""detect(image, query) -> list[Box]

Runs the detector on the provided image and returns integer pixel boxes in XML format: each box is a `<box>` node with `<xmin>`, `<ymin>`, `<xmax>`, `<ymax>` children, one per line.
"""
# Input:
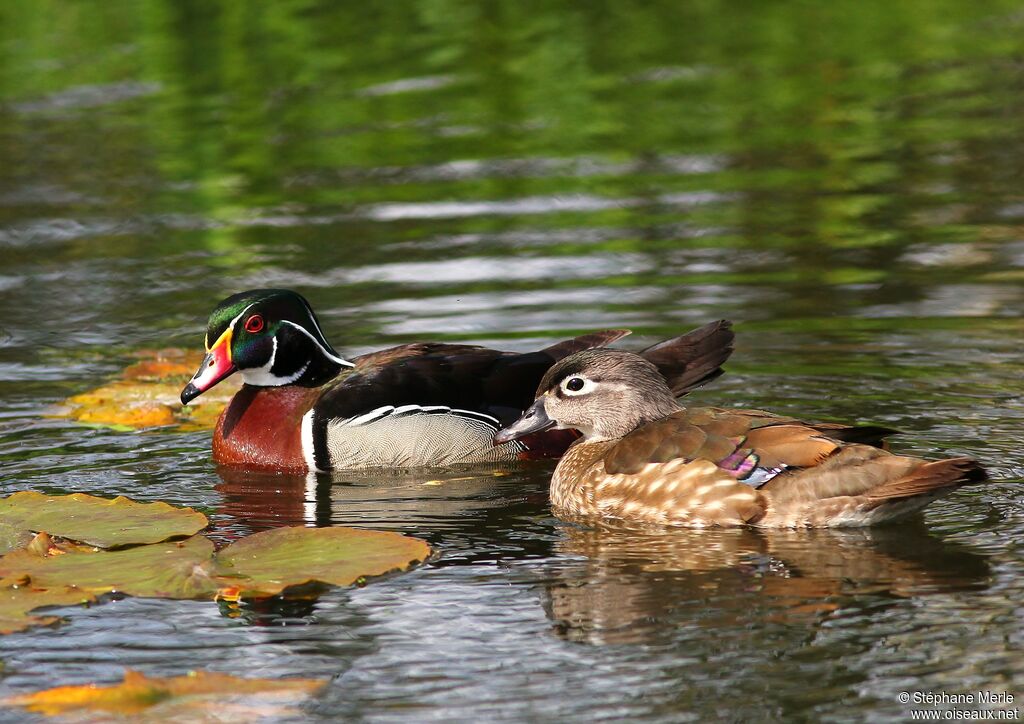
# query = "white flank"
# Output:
<box><xmin>323</xmin><ymin>404</ymin><xmax>525</xmax><ymax>469</ymax></box>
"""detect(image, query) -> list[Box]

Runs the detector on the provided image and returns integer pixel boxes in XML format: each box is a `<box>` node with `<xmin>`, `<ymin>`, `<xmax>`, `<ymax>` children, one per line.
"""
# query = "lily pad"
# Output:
<box><xmin>3</xmin><ymin>669</ymin><xmax>326</xmax><ymax>717</ymax></box>
<box><xmin>213</xmin><ymin>526</ymin><xmax>431</xmax><ymax>597</ymax></box>
<box><xmin>54</xmin><ymin>348</ymin><xmax>239</xmax><ymax>431</ymax></box>
<box><xmin>0</xmin><ymin>492</ymin><xmax>208</xmax><ymax>549</ymax></box>
<box><xmin>0</xmin><ymin>527</ymin><xmax>429</xmax><ymax>602</ymax></box>
<box><xmin>0</xmin><ymin>492</ymin><xmax>430</xmax><ymax>635</ymax></box>
<box><xmin>0</xmin><ymin>535</ymin><xmax>218</xmax><ymax>599</ymax></box>
<box><xmin>0</xmin><ymin>521</ymin><xmax>33</xmax><ymax>556</ymax></box>
<box><xmin>0</xmin><ymin>584</ymin><xmax>95</xmax><ymax>635</ymax></box>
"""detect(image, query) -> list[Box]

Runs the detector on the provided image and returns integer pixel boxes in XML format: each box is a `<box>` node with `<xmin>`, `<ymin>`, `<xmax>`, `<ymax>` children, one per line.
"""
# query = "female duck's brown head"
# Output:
<box><xmin>495</xmin><ymin>349</ymin><xmax>683</xmax><ymax>443</ymax></box>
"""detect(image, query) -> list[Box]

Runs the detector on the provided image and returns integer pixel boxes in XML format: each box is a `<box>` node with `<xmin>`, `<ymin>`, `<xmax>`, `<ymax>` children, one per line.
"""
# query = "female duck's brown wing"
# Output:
<box><xmin>601</xmin><ymin>408</ymin><xmax>842</xmax><ymax>477</ymax></box>
<box><xmin>589</xmin><ymin>408</ymin><xmax>985</xmax><ymax>527</ymax></box>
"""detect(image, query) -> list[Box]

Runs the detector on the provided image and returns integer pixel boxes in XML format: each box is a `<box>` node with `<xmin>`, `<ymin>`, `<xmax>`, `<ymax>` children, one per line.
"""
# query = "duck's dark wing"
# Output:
<box><xmin>310</xmin><ymin>325</ymin><xmax>736</xmax><ymax>471</ymax></box>
<box><xmin>309</xmin><ymin>332</ymin><xmax>628</xmax><ymax>469</ymax></box>
<box><xmin>329</xmin><ymin>320</ymin><xmax>737</xmax><ymax>424</ymax></box>
<box><xmin>333</xmin><ymin>330</ymin><xmax>629</xmax><ymax>425</ymax></box>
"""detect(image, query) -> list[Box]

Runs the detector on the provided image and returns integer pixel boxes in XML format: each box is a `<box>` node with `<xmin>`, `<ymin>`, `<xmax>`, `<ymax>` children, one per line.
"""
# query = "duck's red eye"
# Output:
<box><xmin>244</xmin><ymin>314</ymin><xmax>265</xmax><ymax>333</ymax></box>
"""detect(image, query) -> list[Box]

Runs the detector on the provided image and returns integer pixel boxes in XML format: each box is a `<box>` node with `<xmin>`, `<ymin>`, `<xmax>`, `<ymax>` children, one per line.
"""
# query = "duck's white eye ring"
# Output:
<box><xmin>561</xmin><ymin>376</ymin><xmax>595</xmax><ymax>396</ymax></box>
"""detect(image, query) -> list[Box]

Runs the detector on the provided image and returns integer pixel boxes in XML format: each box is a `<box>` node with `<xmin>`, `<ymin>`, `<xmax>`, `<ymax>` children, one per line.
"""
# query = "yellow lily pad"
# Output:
<box><xmin>213</xmin><ymin>526</ymin><xmax>431</xmax><ymax>597</ymax></box>
<box><xmin>0</xmin><ymin>492</ymin><xmax>208</xmax><ymax>549</ymax></box>
<box><xmin>55</xmin><ymin>348</ymin><xmax>239</xmax><ymax>431</ymax></box>
<box><xmin>2</xmin><ymin>669</ymin><xmax>326</xmax><ymax>717</ymax></box>
<box><xmin>0</xmin><ymin>535</ymin><xmax>218</xmax><ymax>599</ymax></box>
<box><xmin>0</xmin><ymin>583</ymin><xmax>96</xmax><ymax>635</ymax></box>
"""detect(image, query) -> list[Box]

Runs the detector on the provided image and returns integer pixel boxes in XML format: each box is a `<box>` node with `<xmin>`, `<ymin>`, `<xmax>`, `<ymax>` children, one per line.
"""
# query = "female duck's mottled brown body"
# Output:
<box><xmin>495</xmin><ymin>350</ymin><xmax>987</xmax><ymax>528</ymax></box>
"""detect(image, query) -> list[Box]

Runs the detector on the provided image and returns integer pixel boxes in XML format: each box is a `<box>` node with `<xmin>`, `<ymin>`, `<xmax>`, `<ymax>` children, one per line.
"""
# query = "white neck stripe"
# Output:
<box><xmin>300</xmin><ymin>298</ymin><xmax>332</xmax><ymax>349</ymax></box>
<box><xmin>239</xmin><ymin>338</ymin><xmax>312</xmax><ymax>386</ymax></box>
<box><xmin>281</xmin><ymin>320</ymin><xmax>354</xmax><ymax>368</ymax></box>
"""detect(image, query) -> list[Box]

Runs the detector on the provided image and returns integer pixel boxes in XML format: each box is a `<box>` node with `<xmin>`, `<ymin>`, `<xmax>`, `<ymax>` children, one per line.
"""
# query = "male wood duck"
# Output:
<box><xmin>494</xmin><ymin>349</ymin><xmax>987</xmax><ymax>528</ymax></box>
<box><xmin>180</xmin><ymin>289</ymin><xmax>735</xmax><ymax>472</ymax></box>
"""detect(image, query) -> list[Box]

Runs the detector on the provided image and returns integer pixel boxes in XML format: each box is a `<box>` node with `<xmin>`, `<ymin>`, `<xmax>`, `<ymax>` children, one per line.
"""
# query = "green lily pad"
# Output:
<box><xmin>0</xmin><ymin>584</ymin><xmax>96</xmax><ymax>635</ymax></box>
<box><xmin>213</xmin><ymin>526</ymin><xmax>431</xmax><ymax>597</ymax></box>
<box><xmin>0</xmin><ymin>492</ymin><xmax>208</xmax><ymax>549</ymax></box>
<box><xmin>0</xmin><ymin>492</ymin><xmax>430</xmax><ymax>636</ymax></box>
<box><xmin>0</xmin><ymin>535</ymin><xmax>217</xmax><ymax>599</ymax></box>
<box><xmin>0</xmin><ymin>521</ymin><xmax>33</xmax><ymax>556</ymax></box>
<box><xmin>2</xmin><ymin>669</ymin><xmax>326</xmax><ymax>717</ymax></box>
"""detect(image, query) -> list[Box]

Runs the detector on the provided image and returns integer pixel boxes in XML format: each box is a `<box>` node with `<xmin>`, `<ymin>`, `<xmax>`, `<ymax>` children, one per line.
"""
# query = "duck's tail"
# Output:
<box><xmin>639</xmin><ymin>320</ymin><xmax>735</xmax><ymax>396</ymax></box>
<box><xmin>758</xmin><ymin>450</ymin><xmax>987</xmax><ymax>528</ymax></box>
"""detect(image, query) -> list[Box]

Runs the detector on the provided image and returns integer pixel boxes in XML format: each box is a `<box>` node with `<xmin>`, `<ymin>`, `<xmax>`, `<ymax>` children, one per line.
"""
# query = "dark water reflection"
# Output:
<box><xmin>543</xmin><ymin>524</ymin><xmax>991</xmax><ymax>645</ymax></box>
<box><xmin>2</xmin><ymin>0</ymin><xmax>1024</xmax><ymax>720</ymax></box>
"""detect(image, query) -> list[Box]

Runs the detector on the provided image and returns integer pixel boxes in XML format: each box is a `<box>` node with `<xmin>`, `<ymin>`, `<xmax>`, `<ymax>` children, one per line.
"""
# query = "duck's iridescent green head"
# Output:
<box><xmin>180</xmin><ymin>289</ymin><xmax>353</xmax><ymax>405</ymax></box>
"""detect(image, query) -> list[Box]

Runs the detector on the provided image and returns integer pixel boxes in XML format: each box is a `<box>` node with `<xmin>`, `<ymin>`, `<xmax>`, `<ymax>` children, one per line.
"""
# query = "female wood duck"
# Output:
<box><xmin>494</xmin><ymin>349</ymin><xmax>987</xmax><ymax>528</ymax></box>
<box><xmin>181</xmin><ymin>289</ymin><xmax>735</xmax><ymax>472</ymax></box>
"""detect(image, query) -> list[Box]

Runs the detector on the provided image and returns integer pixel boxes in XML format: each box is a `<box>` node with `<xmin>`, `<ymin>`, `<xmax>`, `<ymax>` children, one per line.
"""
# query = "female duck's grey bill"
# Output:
<box><xmin>494</xmin><ymin>397</ymin><xmax>554</xmax><ymax>444</ymax></box>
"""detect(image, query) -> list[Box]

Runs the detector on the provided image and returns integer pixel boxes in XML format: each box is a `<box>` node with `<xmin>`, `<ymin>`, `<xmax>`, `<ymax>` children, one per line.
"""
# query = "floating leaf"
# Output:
<box><xmin>0</xmin><ymin>584</ymin><xmax>95</xmax><ymax>635</ymax></box>
<box><xmin>121</xmin><ymin>353</ymin><xmax>203</xmax><ymax>381</ymax></box>
<box><xmin>0</xmin><ymin>521</ymin><xmax>33</xmax><ymax>555</ymax></box>
<box><xmin>0</xmin><ymin>535</ymin><xmax>217</xmax><ymax>599</ymax></box>
<box><xmin>0</xmin><ymin>492</ymin><xmax>208</xmax><ymax>548</ymax></box>
<box><xmin>213</xmin><ymin>526</ymin><xmax>431</xmax><ymax>597</ymax></box>
<box><xmin>54</xmin><ymin>348</ymin><xmax>239</xmax><ymax>431</ymax></box>
<box><xmin>3</xmin><ymin>669</ymin><xmax>326</xmax><ymax>717</ymax></box>
<box><xmin>0</xmin><ymin>492</ymin><xmax>430</xmax><ymax>636</ymax></box>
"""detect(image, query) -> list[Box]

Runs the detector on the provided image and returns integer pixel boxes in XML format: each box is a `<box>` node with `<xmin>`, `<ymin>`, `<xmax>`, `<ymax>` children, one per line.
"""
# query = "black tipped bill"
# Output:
<box><xmin>180</xmin><ymin>343</ymin><xmax>236</xmax><ymax>406</ymax></box>
<box><xmin>494</xmin><ymin>397</ymin><xmax>555</xmax><ymax>444</ymax></box>
<box><xmin>180</xmin><ymin>382</ymin><xmax>201</xmax><ymax>405</ymax></box>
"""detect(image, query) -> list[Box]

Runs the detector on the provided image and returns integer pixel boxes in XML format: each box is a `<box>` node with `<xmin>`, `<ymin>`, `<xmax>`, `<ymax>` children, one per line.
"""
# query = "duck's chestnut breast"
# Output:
<box><xmin>213</xmin><ymin>385</ymin><xmax>320</xmax><ymax>472</ymax></box>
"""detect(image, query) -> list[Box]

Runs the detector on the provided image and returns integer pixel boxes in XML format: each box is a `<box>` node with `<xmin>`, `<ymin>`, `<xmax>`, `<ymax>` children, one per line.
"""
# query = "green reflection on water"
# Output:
<box><xmin>2</xmin><ymin>0</ymin><xmax>1021</xmax><ymax>262</ymax></box>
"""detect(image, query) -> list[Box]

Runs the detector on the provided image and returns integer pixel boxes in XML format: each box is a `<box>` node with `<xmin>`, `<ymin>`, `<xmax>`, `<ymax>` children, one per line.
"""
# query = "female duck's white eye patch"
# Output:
<box><xmin>561</xmin><ymin>375</ymin><xmax>596</xmax><ymax>396</ymax></box>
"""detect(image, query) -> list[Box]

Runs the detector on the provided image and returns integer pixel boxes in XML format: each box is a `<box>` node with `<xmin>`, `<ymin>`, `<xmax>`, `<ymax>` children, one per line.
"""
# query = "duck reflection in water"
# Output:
<box><xmin>542</xmin><ymin>520</ymin><xmax>990</xmax><ymax>645</ymax></box>
<box><xmin>207</xmin><ymin>468</ymin><xmax>990</xmax><ymax>639</ymax></box>
<box><xmin>208</xmin><ymin>464</ymin><xmax>548</xmax><ymax>626</ymax></box>
<box><xmin>210</xmin><ymin>463</ymin><xmax>551</xmax><ymax>541</ymax></box>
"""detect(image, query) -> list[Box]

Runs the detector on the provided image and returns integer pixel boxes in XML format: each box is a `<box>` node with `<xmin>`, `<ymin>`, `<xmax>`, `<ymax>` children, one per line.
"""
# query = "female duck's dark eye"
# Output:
<box><xmin>566</xmin><ymin>377</ymin><xmax>585</xmax><ymax>392</ymax></box>
<box><xmin>244</xmin><ymin>314</ymin><xmax>265</xmax><ymax>333</ymax></box>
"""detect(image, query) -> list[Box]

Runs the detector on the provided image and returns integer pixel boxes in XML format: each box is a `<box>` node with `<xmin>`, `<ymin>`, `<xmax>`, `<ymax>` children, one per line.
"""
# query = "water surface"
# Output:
<box><xmin>1</xmin><ymin>1</ymin><xmax>1023</xmax><ymax>721</ymax></box>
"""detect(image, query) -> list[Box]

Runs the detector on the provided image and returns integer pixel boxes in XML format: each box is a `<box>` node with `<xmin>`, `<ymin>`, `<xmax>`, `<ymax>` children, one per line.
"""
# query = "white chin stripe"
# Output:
<box><xmin>241</xmin><ymin>360</ymin><xmax>309</xmax><ymax>387</ymax></box>
<box><xmin>238</xmin><ymin>336</ymin><xmax>312</xmax><ymax>386</ymax></box>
